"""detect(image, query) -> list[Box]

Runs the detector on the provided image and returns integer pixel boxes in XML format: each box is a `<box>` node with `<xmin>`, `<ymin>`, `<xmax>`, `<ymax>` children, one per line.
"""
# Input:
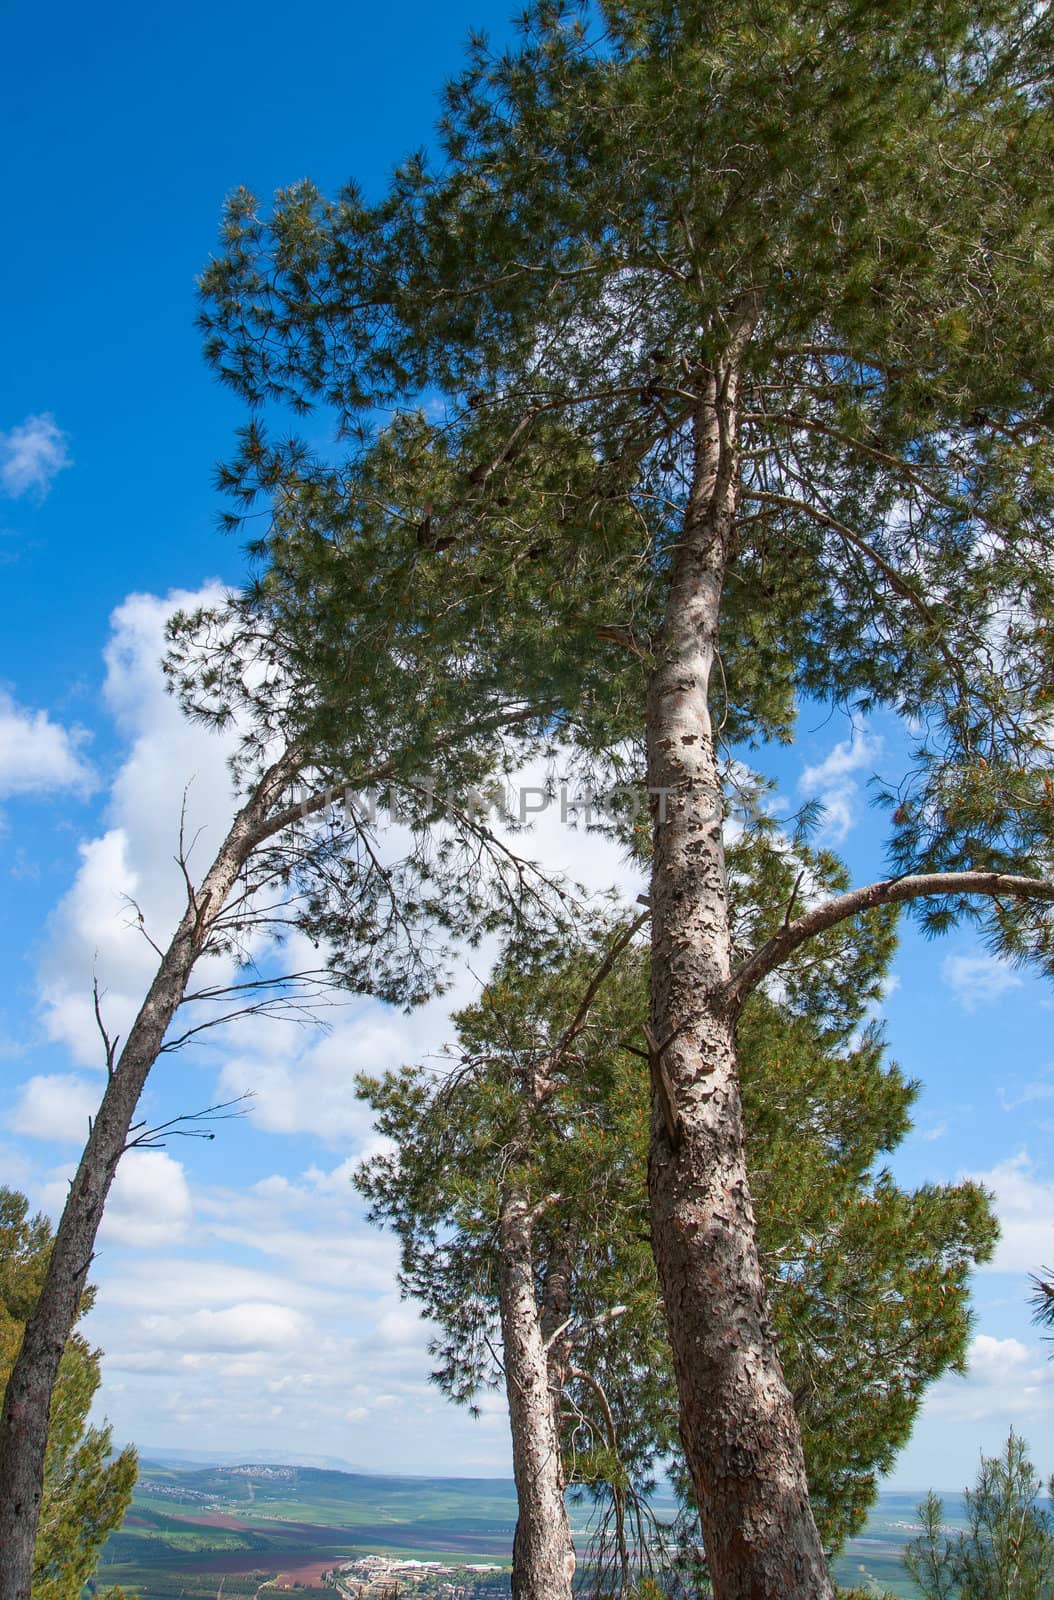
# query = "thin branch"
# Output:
<box><xmin>125</xmin><ymin>1094</ymin><xmax>254</xmax><ymax>1151</ymax></box>
<box><xmin>118</xmin><ymin>896</ymin><xmax>167</xmax><ymax>960</ymax></box>
<box><xmin>175</xmin><ymin>781</ymin><xmax>207</xmax><ymax>916</ymax></box>
<box><xmin>179</xmin><ymin>967</ymin><xmax>336</xmax><ymax>1005</ymax></box>
<box><xmin>550</xmin><ymin>910</ymin><xmax>650</xmax><ymax>1073</ymax></box>
<box><xmin>158</xmin><ymin>989</ymin><xmax>339</xmax><ymax>1053</ymax></box>
<box><xmin>92</xmin><ymin>964</ymin><xmax>120</xmax><ymax>1078</ymax></box>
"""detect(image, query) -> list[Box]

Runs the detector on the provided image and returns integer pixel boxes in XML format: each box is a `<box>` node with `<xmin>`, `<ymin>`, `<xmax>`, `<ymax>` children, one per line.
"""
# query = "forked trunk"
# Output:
<box><xmin>644</xmin><ymin>362</ymin><xmax>835</xmax><ymax>1600</ymax></box>
<box><xmin>498</xmin><ymin>1191</ymin><xmax>575</xmax><ymax>1600</ymax></box>
<box><xmin>0</xmin><ymin>757</ymin><xmax>295</xmax><ymax>1600</ymax></box>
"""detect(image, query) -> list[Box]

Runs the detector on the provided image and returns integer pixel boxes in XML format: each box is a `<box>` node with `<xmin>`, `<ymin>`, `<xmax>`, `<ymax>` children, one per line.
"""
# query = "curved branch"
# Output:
<box><xmin>722</xmin><ymin>870</ymin><xmax>1054</xmax><ymax>1013</ymax></box>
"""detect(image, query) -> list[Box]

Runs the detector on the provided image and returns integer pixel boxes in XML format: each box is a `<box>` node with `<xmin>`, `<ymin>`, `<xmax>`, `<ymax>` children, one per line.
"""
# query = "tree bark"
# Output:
<box><xmin>0</xmin><ymin>754</ymin><xmax>297</xmax><ymax>1600</ymax></box>
<box><xmin>498</xmin><ymin>1192</ymin><xmax>576</xmax><ymax>1600</ymax></box>
<box><xmin>644</xmin><ymin>359</ymin><xmax>836</xmax><ymax>1599</ymax></box>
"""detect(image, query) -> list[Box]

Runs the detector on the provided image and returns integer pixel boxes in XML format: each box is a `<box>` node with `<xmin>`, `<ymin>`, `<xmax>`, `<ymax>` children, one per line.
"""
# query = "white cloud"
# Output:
<box><xmin>100</xmin><ymin>1151</ymin><xmax>193</xmax><ymax>1248</ymax></box>
<box><xmin>999</xmin><ymin>1066</ymin><xmax>1054</xmax><ymax>1112</ymax></box>
<box><xmin>0</xmin><ymin>689</ymin><xmax>94</xmax><ymax>800</ymax></box>
<box><xmin>0</xmin><ymin>414</ymin><xmax>71</xmax><ymax>500</ymax></box>
<box><xmin>195</xmin><ymin>1168</ymin><xmax>401</xmax><ymax>1293</ymax></box>
<box><xmin>942</xmin><ymin>952</ymin><xmax>1024</xmax><ymax>1013</ymax></box>
<box><xmin>38</xmin><ymin>585</ymin><xmax>241</xmax><ymax>1063</ymax></box>
<box><xmin>925</xmin><ymin>1333</ymin><xmax>1054</xmax><ymax>1426</ymax></box>
<box><xmin>798</xmin><ymin>727</ymin><xmax>882</xmax><ymax>842</ymax></box>
<box><xmin>100</xmin><ymin>1256</ymin><xmax>346</xmax><ymax>1316</ymax></box>
<box><xmin>967</xmin><ymin>1154</ymin><xmax>1054</xmax><ymax>1274</ymax></box>
<box><xmin>215</xmin><ymin>993</ymin><xmax>453</xmax><ymax>1145</ymax></box>
<box><xmin>36</xmin><ymin>1150</ymin><xmax>192</xmax><ymax>1250</ymax></box>
<box><xmin>7</xmin><ymin>1073</ymin><xmax>99</xmax><ymax>1142</ymax></box>
<box><xmin>141</xmin><ymin>1301</ymin><xmax>310</xmax><ymax>1353</ymax></box>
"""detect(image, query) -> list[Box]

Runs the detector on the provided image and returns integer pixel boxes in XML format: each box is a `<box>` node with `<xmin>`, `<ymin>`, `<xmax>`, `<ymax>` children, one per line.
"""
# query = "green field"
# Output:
<box><xmin>95</xmin><ymin>1462</ymin><xmax>520</xmax><ymax>1598</ymax></box>
<box><xmin>93</xmin><ymin>1461</ymin><xmax>959</xmax><ymax>1597</ymax></box>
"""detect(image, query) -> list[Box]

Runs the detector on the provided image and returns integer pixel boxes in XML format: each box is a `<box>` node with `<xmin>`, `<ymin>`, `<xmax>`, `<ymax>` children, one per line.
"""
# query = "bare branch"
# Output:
<box><xmin>159</xmin><ymin>985</ymin><xmax>340</xmax><ymax>1053</ymax></box>
<box><xmin>91</xmin><ymin>964</ymin><xmax>119</xmax><ymax>1079</ymax></box>
<box><xmin>125</xmin><ymin>1094</ymin><xmax>254</xmax><ymax>1151</ymax></box>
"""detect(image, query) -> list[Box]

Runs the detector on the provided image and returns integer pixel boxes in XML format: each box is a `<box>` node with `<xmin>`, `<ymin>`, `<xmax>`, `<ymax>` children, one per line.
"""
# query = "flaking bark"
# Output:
<box><xmin>498</xmin><ymin>1193</ymin><xmax>576</xmax><ymax>1600</ymax></box>
<box><xmin>645</xmin><ymin>355</ymin><xmax>836</xmax><ymax>1600</ymax></box>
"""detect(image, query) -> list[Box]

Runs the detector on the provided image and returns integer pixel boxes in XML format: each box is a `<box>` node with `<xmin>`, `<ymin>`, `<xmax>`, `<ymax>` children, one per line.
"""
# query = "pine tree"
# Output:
<box><xmin>357</xmin><ymin>845</ymin><xmax>995</xmax><ymax>1596</ymax></box>
<box><xmin>0</xmin><ymin>581</ymin><xmax>572</xmax><ymax>1600</ymax></box>
<box><xmin>0</xmin><ymin>1190</ymin><xmax>136</xmax><ymax>1600</ymax></box>
<box><xmin>1030</xmin><ymin>1271</ymin><xmax>1054</xmax><ymax>1345</ymax></box>
<box><xmin>904</xmin><ymin>1433</ymin><xmax>1054</xmax><ymax>1600</ymax></box>
<box><xmin>199</xmin><ymin>1</ymin><xmax>1054</xmax><ymax>1589</ymax></box>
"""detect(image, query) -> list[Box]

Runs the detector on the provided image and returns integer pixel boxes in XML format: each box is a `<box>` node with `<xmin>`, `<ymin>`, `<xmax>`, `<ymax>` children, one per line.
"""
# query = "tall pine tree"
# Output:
<box><xmin>0</xmin><ymin>575</ymin><xmax>573</xmax><ymax>1600</ymax></box>
<box><xmin>358</xmin><ymin>846</ymin><xmax>995</xmax><ymax>1595</ymax></box>
<box><xmin>200</xmin><ymin>1</ymin><xmax>1054</xmax><ymax>1589</ymax></box>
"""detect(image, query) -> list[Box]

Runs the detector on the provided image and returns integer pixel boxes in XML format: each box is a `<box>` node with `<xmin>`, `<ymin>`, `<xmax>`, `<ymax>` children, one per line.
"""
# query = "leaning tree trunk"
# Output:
<box><xmin>497</xmin><ymin>1190</ymin><xmax>576</xmax><ymax>1600</ymax></box>
<box><xmin>644</xmin><ymin>359</ymin><xmax>835</xmax><ymax>1600</ymax></box>
<box><xmin>0</xmin><ymin>755</ymin><xmax>296</xmax><ymax>1600</ymax></box>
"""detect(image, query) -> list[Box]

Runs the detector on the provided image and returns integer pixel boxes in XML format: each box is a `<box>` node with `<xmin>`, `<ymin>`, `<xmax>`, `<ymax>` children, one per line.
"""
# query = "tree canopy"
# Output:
<box><xmin>200</xmin><ymin>0</ymin><xmax>1054</xmax><ymax>953</ymax></box>
<box><xmin>358</xmin><ymin>842</ymin><xmax>996</xmax><ymax>1570</ymax></box>
<box><xmin>0</xmin><ymin>1190</ymin><xmax>136</xmax><ymax>1600</ymax></box>
<box><xmin>196</xmin><ymin>1</ymin><xmax>1054</xmax><ymax>1589</ymax></box>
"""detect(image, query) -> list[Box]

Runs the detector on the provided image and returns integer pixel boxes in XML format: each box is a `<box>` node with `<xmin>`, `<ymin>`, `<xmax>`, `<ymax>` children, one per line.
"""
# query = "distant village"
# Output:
<box><xmin>328</xmin><ymin>1553</ymin><xmax>508</xmax><ymax>1599</ymax></box>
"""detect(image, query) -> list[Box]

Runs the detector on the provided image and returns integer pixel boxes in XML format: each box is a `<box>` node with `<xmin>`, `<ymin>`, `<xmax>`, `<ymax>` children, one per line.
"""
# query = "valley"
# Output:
<box><xmin>93</xmin><ymin>1461</ymin><xmax>962</xmax><ymax>1598</ymax></box>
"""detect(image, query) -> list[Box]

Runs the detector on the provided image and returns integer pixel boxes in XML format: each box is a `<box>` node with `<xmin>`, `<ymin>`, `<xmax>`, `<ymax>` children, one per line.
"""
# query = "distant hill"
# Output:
<box><xmin>137</xmin><ymin>1447</ymin><xmax>374</xmax><ymax>1473</ymax></box>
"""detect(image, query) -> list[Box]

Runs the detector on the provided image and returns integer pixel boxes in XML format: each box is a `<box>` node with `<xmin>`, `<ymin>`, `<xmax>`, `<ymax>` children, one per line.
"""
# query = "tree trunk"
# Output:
<box><xmin>0</xmin><ymin>756</ymin><xmax>295</xmax><ymax>1600</ymax></box>
<box><xmin>498</xmin><ymin>1191</ymin><xmax>576</xmax><ymax>1600</ymax></box>
<box><xmin>644</xmin><ymin>361</ymin><xmax>835</xmax><ymax>1600</ymax></box>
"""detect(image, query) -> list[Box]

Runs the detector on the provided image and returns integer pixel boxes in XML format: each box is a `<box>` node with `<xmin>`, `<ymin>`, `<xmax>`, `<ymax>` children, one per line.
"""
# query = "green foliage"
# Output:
<box><xmin>1029</xmin><ymin>1270</ymin><xmax>1054</xmax><ymax>1346</ymax></box>
<box><xmin>904</xmin><ymin>1434</ymin><xmax>1054</xmax><ymax>1599</ymax></box>
<box><xmin>199</xmin><ymin>0</ymin><xmax>1054</xmax><ymax>977</ymax></box>
<box><xmin>160</xmin><ymin>491</ymin><xmax>585</xmax><ymax>1009</ymax></box>
<box><xmin>195</xmin><ymin>3</ymin><xmax>1053</xmax><ymax>1577</ymax></box>
<box><xmin>356</xmin><ymin>859</ymin><xmax>994</xmax><ymax>1562</ymax></box>
<box><xmin>0</xmin><ymin>1189</ymin><xmax>137</xmax><ymax>1600</ymax></box>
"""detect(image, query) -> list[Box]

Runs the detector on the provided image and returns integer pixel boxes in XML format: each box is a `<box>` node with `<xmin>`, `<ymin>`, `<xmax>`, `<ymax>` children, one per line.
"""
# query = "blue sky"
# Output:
<box><xmin>2</xmin><ymin>0</ymin><xmax>1053</xmax><ymax>1495</ymax></box>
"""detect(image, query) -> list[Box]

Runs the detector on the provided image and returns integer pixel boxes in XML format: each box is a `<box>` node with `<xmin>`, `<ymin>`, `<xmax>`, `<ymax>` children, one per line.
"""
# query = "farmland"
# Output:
<box><xmin>93</xmin><ymin>1461</ymin><xmax>960</xmax><ymax>1597</ymax></box>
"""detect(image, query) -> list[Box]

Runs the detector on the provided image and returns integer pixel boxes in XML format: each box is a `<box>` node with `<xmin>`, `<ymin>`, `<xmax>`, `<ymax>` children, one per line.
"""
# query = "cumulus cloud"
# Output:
<box><xmin>925</xmin><ymin>1333</ymin><xmax>1054</xmax><ymax>1426</ymax></box>
<box><xmin>0</xmin><ymin>414</ymin><xmax>71</xmax><ymax>499</ymax></box>
<box><xmin>141</xmin><ymin>1301</ymin><xmax>311</xmax><ymax>1353</ymax></box>
<box><xmin>36</xmin><ymin>1150</ymin><xmax>192</xmax><ymax>1250</ymax></box>
<box><xmin>0</xmin><ymin>689</ymin><xmax>94</xmax><ymax>800</ymax></box>
<box><xmin>214</xmin><ymin>992</ymin><xmax>455</xmax><ymax>1145</ymax></box>
<box><xmin>942</xmin><ymin>952</ymin><xmax>1024</xmax><ymax>1012</ymax></box>
<box><xmin>101</xmin><ymin>1151</ymin><xmax>193</xmax><ymax>1248</ymax></box>
<box><xmin>7</xmin><ymin>1073</ymin><xmax>99</xmax><ymax>1142</ymax></box>
<box><xmin>798</xmin><ymin>726</ymin><xmax>882</xmax><ymax>842</ymax></box>
<box><xmin>75</xmin><ymin>1151</ymin><xmax>507</xmax><ymax>1472</ymax></box>
<box><xmin>38</xmin><ymin>585</ymin><xmax>241</xmax><ymax>1062</ymax></box>
<box><xmin>966</xmin><ymin>1154</ymin><xmax>1054</xmax><ymax>1274</ymax></box>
